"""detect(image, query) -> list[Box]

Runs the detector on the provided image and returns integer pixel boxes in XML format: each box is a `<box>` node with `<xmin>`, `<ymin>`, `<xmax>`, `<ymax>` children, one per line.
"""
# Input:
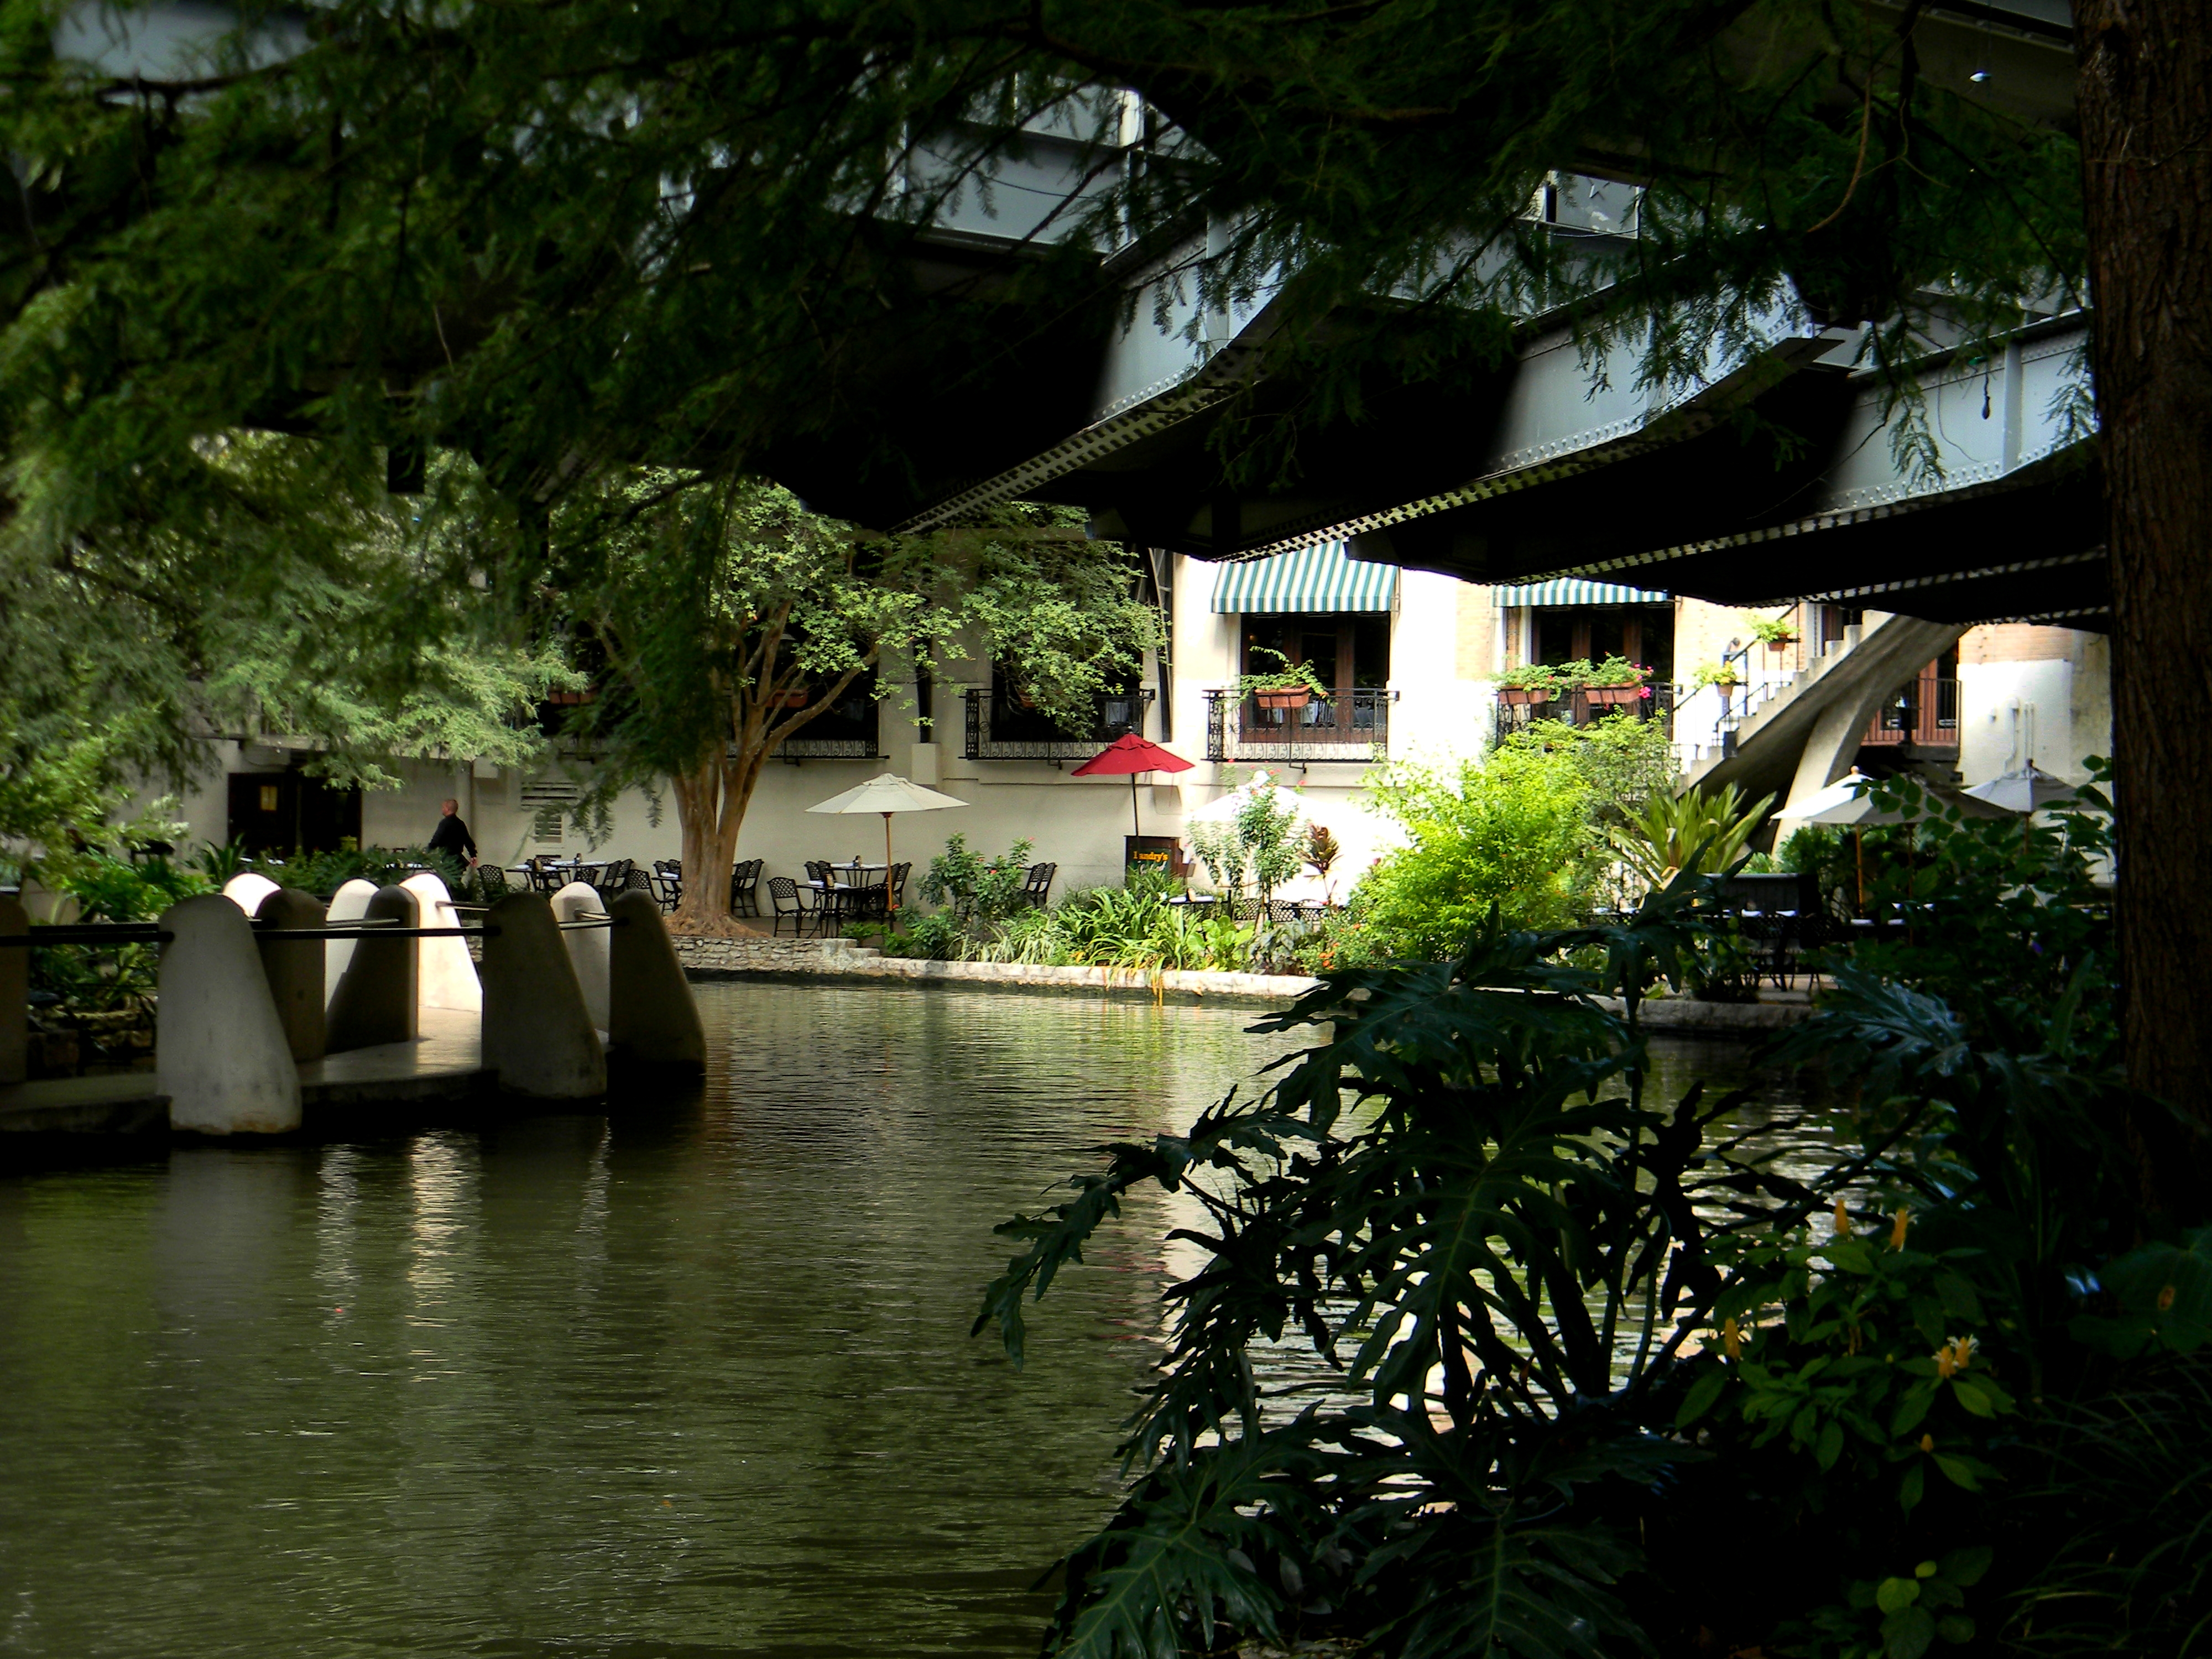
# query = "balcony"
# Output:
<box><xmin>1493</xmin><ymin>684</ymin><xmax>1676</xmax><ymax>747</ymax></box>
<box><xmin>1203</xmin><ymin>688</ymin><xmax>1395</xmax><ymax>764</ymax></box>
<box><xmin>1863</xmin><ymin>679</ymin><xmax>1961</xmax><ymax>749</ymax></box>
<box><xmin>963</xmin><ymin>687</ymin><xmax>1154</xmax><ymax>762</ymax></box>
<box><xmin>769</xmin><ymin>682</ymin><xmax>883</xmax><ymax>761</ymax></box>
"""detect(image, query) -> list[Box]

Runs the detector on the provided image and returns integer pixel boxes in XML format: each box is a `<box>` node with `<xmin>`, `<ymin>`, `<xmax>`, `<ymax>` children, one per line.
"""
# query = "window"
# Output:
<box><xmin>1240</xmin><ymin>613</ymin><xmax>1391</xmax><ymax>690</ymax></box>
<box><xmin>1532</xmin><ymin>607</ymin><xmax>1673</xmax><ymax>681</ymax></box>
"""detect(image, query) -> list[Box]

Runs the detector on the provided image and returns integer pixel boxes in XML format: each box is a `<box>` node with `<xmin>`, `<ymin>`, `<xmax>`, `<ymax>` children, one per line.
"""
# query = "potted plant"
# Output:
<box><xmin>1694</xmin><ymin>658</ymin><xmax>1743</xmax><ymax>713</ymax></box>
<box><xmin>765</xmin><ymin>685</ymin><xmax>811</xmax><ymax>710</ymax></box>
<box><xmin>1494</xmin><ymin>661</ymin><xmax>1562</xmax><ymax>706</ymax></box>
<box><xmin>1237</xmin><ymin>648</ymin><xmax>1331</xmax><ymax>712</ymax></box>
<box><xmin>1750</xmin><ymin>615</ymin><xmax>1798</xmax><ymax>654</ymax></box>
<box><xmin>1579</xmin><ymin>656</ymin><xmax>1652</xmax><ymax>706</ymax></box>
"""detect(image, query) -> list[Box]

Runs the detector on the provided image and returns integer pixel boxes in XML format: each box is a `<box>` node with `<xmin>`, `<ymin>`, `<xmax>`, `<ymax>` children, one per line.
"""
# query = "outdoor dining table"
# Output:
<box><xmin>807</xmin><ymin>862</ymin><xmax>891</xmax><ymax>922</ymax></box>
<box><xmin>508</xmin><ymin>860</ymin><xmax>607</xmax><ymax>891</ymax></box>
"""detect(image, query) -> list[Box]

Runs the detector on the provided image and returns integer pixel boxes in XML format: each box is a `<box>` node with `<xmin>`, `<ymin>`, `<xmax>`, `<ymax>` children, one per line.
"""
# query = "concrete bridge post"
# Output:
<box><xmin>156</xmin><ymin>894</ymin><xmax>301</xmax><ymax>1134</ymax></box>
<box><xmin>254</xmin><ymin>888</ymin><xmax>327</xmax><ymax>1062</ymax></box>
<box><xmin>325</xmin><ymin>885</ymin><xmax>419</xmax><ymax>1054</ymax></box>
<box><xmin>482</xmin><ymin>893</ymin><xmax>606</xmax><ymax>1099</ymax></box>
<box><xmin>323</xmin><ymin>878</ymin><xmax>378</xmax><ymax>1003</ymax></box>
<box><xmin>606</xmin><ymin>890</ymin><xmax>706</xmax><ymax>1071</ymax></box>
<box><xmin>551</xmin><ymin>881</ymin><xmax>611</xmax><ymax>1031</ymax></box>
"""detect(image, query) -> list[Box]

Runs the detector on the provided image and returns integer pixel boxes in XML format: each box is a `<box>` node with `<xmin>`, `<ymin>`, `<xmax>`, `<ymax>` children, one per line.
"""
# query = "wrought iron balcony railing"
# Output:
<box><xmin>1203</xmin><ymin>688</ymin><xmax>1395</xmax><ymax>764</ymax></box>
<box><xmin>964</xmin><ymin>688</ymin><xmax>1155</xmax><ymax>762</ymax></box>
<box><xmin>1863</xmin><ymin>678</ymin><xmax>1961</xmax><ymax>748</ymax></box>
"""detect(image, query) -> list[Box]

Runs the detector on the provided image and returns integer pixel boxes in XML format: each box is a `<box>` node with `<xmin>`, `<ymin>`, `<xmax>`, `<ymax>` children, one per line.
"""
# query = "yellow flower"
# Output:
<box><xmin>1919</xmin><ymin>1433</ymin><xmax>1935</xmax><ymax>1453</ymax></box>
<box><xmin>1721</xmin><ymin>1317</ymin><xmax>1743</xmax><ymax>1360</ymax></box>
<box><xmin>1833</xmin><ymin>1198</ymin><xmax>1851</xmax><ymax>1235</ymax></box>
<box><xmin>1889</xmin><ymin>1209</ymin><xmax>1911</xmax><ymax>1251</ymax></box>
<box><xmin>1933</xmin><ymin>1334</ymin><xmax>1976</xmax><ymax>1378</ymax></box>
<box><xmin>2158</xmin><ymin>1283</ymin><xmax>2178</xmax><ymax>1312</ymax></box>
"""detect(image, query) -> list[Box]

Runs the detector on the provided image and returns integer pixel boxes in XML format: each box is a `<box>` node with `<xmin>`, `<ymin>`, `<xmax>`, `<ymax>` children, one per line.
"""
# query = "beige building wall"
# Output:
<box><xmin>1957</xmin><ymin>623</ymin><xmax>2111</xmax><ymax>786</ymax></box>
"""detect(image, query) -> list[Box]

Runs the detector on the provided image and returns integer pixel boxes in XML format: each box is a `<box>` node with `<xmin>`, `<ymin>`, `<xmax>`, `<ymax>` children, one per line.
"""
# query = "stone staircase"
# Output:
<box><xmin>1673</xmin><ymin>612</ymin><xmax>1967</xmax><ymax>816</ymax></box>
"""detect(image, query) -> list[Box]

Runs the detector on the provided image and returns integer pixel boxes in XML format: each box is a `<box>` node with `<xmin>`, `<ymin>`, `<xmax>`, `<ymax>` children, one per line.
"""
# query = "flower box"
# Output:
<box><xmin>1583</xmin><ymin>685</ymin><xmax>1645</xmax><ymax>706</ymax></box>
<box><xmin>1254</xmin><ymin>688</ymin><xmax>1313</xmax><ymax>712</ymax></box>
<box><xmin>1496</xmin><ymin>687</ymin><xmax>1554</xmax><ymax>707</ymax></box>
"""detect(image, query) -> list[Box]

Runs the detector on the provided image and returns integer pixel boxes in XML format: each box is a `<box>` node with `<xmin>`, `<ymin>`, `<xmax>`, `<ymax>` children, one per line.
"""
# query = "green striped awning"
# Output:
<box><xmin>1492</xmin><ymin>578</ymin><xmax>1672</xmax><ymax>607</ymax></box>
<box><xmin>1211</xmin><ymin>542</ymin><xmax>1399</xmax><ymax>614</ymax></box>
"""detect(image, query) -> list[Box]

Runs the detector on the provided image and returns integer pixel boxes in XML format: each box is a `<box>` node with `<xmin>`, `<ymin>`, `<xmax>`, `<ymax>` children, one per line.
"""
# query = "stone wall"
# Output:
<box><xmin>672</xmin><ymin>935</ymin><xmax>1323</xmax><ymax>1005</ymax></box>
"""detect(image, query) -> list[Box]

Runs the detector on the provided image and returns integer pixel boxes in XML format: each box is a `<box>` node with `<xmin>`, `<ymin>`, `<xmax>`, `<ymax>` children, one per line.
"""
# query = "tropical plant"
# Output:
<box><xmin>974</xmin><ymin>874</ymin><xmax>2189</xmax><ymax>1659</ymax></box>
<box><xmin>1609</xmin><ymin>784</ymin><xmax>1775</xmax><ymax>891</ymax></box>
<box><xmin>1301</xmin><ymin>823</ymin><xmax>1340</xmax><ymax>894</ymax></box>
<box><xmin>917</xmin><ymin>833</ymin><xmax>1037</xmax><ymax>925</ymax></box>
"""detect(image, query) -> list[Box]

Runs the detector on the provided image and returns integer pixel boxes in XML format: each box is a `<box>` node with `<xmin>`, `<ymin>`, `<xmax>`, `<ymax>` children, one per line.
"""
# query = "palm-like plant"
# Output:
<box><xmin>1609</xmin><ymin>784</ymin><xmax>1773</xmax><ymax>891</ymax></box>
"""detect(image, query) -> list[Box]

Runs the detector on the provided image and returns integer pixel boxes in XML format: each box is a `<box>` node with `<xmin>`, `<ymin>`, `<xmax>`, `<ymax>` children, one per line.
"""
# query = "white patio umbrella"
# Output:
<box><xmin>1961</xmin><ymin>760</ymin><xmax>2082</xmax><ymax>813</ymax></box>
<box><xmin>1791</xmin><ymin>770</ymin><xmax>2012</xmax><ymax>911</ymax></box>
<box><xmin>804</xmin><ymin>773</ymin><xmax>967</xmax><ymax>911</ymax></box>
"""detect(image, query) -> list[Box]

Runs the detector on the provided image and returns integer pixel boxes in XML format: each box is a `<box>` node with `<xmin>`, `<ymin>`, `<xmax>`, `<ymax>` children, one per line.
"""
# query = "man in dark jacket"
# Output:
<box><xmin>427</xmin><ymin>798</ymin><xmax>478</xmax><ymax>867</ymax></box>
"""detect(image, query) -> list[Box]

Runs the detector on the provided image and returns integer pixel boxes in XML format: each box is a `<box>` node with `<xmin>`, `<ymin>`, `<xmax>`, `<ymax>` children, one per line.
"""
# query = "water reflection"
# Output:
<box><xmin>0</xmin><ymin>983</ymin><xmax>1832</xmax><ymax>1658</ymax></box>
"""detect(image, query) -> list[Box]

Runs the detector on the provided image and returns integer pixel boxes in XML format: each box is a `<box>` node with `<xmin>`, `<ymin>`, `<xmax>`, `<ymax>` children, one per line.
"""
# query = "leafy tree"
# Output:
<box><xmin>559</xmin><ymin>477</ymin><xmax>1157</xmax><ymax>932</ymax></box>
<box><xmin>1</xmin><ymin>0</ymin><xmax>2204</xmax><ymax>1156</ymax></box>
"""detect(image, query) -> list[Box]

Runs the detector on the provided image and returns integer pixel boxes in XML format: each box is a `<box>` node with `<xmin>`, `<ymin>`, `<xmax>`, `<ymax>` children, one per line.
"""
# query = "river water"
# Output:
<box><xmin>0</xmin><ymin>983</ymin><xmax>1832</xmax><ymax>1658</ymax></box>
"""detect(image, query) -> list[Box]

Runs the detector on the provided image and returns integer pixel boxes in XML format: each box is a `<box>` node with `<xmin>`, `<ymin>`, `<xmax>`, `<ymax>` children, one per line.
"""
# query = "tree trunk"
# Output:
<box><xmin>668</xmin><ymin>718</ymin><xmax>778</xmax><ymax>937</ymax></box>
<box><xmin>663</xmin><ymin>667</ymin><xmax>870</xmax><ymax>936</ymax></box>
<box><xmin>2077</xmin><ymin>0</ymin><xmax>2212</xmax><ymax>1211</ymax></box>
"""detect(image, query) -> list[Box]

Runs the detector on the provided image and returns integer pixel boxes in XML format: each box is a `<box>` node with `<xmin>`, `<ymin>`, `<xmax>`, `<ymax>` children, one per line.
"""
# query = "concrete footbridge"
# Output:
<box><xmin>0</xmin><ymin>874</ymin><xmax>706</xmax><ymax>1139</ymax></box>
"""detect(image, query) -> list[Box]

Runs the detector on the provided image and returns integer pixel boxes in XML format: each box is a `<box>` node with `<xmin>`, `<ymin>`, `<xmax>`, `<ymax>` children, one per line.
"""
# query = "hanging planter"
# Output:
<box><xmin>768</xmin><ymin>688</ymin><xmax>810</xmax><ymax>710</ymax></box>
<box><xmin>1495</xmin><ymin>664</ymin><xmax>1563</xmax><ymax>707</ymax></box>
<box><xmin>1235</xmin><ymin>648</ymin><xmax>1332</xmax><ymax>714</ymax></box>
<box><xmin>1583</xmin><ymin>685</ymin><xmax>1645</xmax><ymax>706</ymax></box>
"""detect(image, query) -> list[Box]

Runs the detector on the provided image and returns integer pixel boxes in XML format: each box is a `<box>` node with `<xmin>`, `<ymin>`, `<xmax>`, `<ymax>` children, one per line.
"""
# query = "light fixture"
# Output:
<box><xmin>1969</xmin><ymin>66</ymin><xmax>1991</xmax><ymax>84</ymax></box>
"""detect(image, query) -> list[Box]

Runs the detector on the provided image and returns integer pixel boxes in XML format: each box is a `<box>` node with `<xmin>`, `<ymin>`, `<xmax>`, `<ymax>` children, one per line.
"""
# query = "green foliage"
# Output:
<box><xmin>974</xmin><ymin>869</ymin><xmax>2200</xmax><ymax>1658</ymax></box>
<box><xmin>917</xmin><ymin>833</ymin><xmax>1036</xmax><ymax>925</ymax></box>
<box><xmin>1610</xmin><ymin>784</ymin><xmax>1773</xmax><ymax>891</ymax></box>
<box><xmin>1232</xmin><ymin>648</ymin><xmax>1332</xmax><ymax>700</ymax></box>
<box><xmin>1498</xmin><ymin>711</ymin><xmax>1677</xmax><ymax>822</ymax></box>
<box><xmin>1188</xmin><ymin>776</ymin><xmax>1305</xmax><ymax>909</ymax></box>
<box><xmin>1355</xmin><ymin>748</ymin><xmax>1595</xmax><ymax>954</ymax></box>
<box><xmin>1828</xmin><ymin>770</ymin><xmax>2117</xmax><ymax>1061</ymax></box>
<box><xmin>1495</xmin><ymin>661</ymin><xmax>1564</xmax><ymax>695</ymax></box>
<box><xmin>1693</xmin><ymin>659</ymin><xmax>1743</xmax><ymax>688</ymax></box>
<box><xmin>30</xmin><ymin>853</ymin><xmax>211</xmax><ymax>1018</ymax></box>
<box><xmin>1750</xmin><ymin>616</ymin><xmax>1799</xmax><ymax>646</ymax></box>
<box><xmin>0</xmin><ymin>0</ymin><xmax>2079</xmax><ymax>570</ymax></box>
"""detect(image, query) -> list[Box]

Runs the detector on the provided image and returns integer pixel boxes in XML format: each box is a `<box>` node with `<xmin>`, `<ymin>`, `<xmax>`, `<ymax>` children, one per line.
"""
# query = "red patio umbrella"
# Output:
<box><xmin>1070</xmin><ymin>733</ymin><xmax>1196</xmax><ymax>837</ymax></box>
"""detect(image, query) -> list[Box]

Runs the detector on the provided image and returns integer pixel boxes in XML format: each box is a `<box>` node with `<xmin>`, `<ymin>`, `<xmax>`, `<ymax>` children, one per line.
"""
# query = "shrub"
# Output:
<box><xmin>1355</xmin><ymin>747</ymin><xmax>1595</xmax><ymax>956</ymax></box>
<box><xmin>973</xmin><ymin>880</ymin><xmax>2181</xmax><ymax>1659</ymax></box>
<box><xmin>917</xmin><ymin>832</ymin><xmax>1035</xmax><ymax>924</ymax></box>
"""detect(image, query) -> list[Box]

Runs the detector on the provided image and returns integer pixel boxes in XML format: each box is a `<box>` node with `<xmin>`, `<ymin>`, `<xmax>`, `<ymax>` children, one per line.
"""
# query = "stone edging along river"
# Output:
<box><xmin>670</xmin><ymin>936</ymin><xmax>1814</xmax><ymax>1029</ymax></box>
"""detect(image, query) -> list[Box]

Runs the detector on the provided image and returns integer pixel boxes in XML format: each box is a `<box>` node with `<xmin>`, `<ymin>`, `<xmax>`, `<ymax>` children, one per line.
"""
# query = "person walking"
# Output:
<box><xmin>427</xmin><ymin>797</ymin><xmax>478</xmax><ymax>868</ymax></box>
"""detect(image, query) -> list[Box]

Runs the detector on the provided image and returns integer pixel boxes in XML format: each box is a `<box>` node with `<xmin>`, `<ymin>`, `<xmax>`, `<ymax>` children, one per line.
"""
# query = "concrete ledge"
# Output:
<box><xmin>1599</xmin><ymin>994</ymin><xmax>1814</xmax><ymax>1031</ymax></box>
<box><xmin>674</xmin><ymin>936</ymin><xmax>1323</xmax><ymax>1005</ymax></box>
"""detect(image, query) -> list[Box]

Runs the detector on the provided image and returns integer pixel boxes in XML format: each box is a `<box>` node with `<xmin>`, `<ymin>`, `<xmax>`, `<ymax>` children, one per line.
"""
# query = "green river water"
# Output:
<box><xmin>0</xmin><ymin>982</ymin><xmax>1831</xmax><ymax>1658</ymax></box>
